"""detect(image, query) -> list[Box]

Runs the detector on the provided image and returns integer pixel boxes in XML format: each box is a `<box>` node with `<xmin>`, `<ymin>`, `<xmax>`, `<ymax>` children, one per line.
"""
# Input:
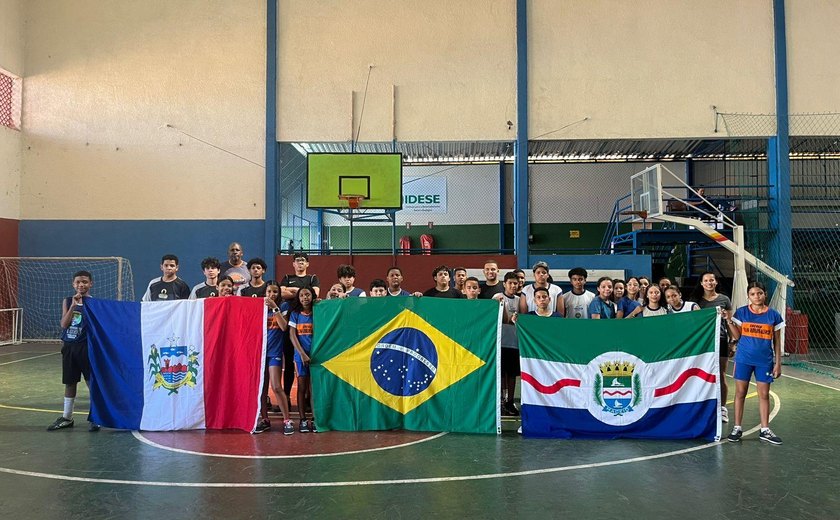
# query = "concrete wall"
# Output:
<box><xmin>788</xmin><ymin>0</ymin><xmax>840</xmax><ymax>117</ymax></box>
<box><xmin>17</xmin><ymin>0</ymin><xmax>267</xmax><ymax>294</ymax></box>
<box><xmin>0</xmin><ymin>0</ymin><xmax>23</xmax><ymax>233</ymax></box>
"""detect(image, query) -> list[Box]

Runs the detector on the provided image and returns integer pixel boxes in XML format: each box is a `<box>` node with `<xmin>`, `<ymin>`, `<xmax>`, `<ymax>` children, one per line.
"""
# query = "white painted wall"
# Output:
<box><xmin>788</xmin><ymin>0</ymin><xmax>840</xmax><ymax>117</ymax></box>
<box><xmin>529</xmin><ymin>0</ymin><xmax>776</xmax><ymax>140</ymax></box>
<box><xmin>277</xmin><ymin>0</ymin><xmax>517</xmax><ymax>142</ymax></box>
<box><xmin>21</xmin><ymin>0</ymin><xmax>266</xmax><ymax>220</ymax></box>
<box><xmin>0</xmin><ymin>0</ymin><xmax>23</xmax><ymax>220</ymax></box>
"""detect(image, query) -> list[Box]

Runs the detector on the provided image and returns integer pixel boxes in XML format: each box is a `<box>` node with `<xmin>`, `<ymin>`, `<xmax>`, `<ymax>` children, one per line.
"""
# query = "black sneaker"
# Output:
<box><xmin>47</xmin><ymin>416</ymin><xmax>74</xmax><ymax>431</ymax></box>
<box><xmin>310</xmin><ymin>419</ymin><xmax>317</xmax><ymax>433</ymax></box>
<box><xmin>759</xmin><ymin>428</ymin><xmax>782</xmax><ymax>445</ymax></box>
<box><xmin>727</xmin><ymin>428</ymin><xmax>743</xmax><ymax>443</ymax></box>
<box><xmin>88</xmin><ymin>422</ymin><xmax>101</xmax><ymax>432</ymax></box>
<box><xmin>283</xmin><ymin>420</ymin><xmax>295</xmax><ymax>435</ymax></box>
<box><xmin>252</xmin><ymin>420</ymin><xmax>271</xmax><ymax>434</ymax></box>
<box><xmin>503</xmin><ymin>402</ymin><xmax>520</xmax><ymax>417</ymax></box>
<box><xmin>299</xmin><ymin>419</ymin><xmax>310</xmax><ymax>433</ymax></box>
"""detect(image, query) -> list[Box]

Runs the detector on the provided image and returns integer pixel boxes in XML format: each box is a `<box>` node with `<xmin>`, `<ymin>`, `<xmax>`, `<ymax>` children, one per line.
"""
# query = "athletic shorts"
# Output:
<box><xmin>294</xmin><ymin>350</ymin><xmax>310</xmax><ymax>377</ymax></box>
<box><xmin>268</xmin><ymin>355</ymin><xmax>283</xmax><ymax>368</ymax></box>
<box><xmin>61</xmin><ymin>341</ymin><xmax>90</xmax><ymax>384</ymax></box>
<box><xmin>501</xmin><ymin>348</ymin><xmax>520</xmax><ymax>377</ymax></box>
<box><xmin>733</xmin><ymin>361</ymin><xmax>774</xmax><ymax>384</ymax></box>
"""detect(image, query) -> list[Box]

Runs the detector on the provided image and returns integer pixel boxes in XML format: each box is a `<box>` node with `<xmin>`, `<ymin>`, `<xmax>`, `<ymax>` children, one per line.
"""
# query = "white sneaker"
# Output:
<box><xmin>517</xmin><ymin>426</ymin><xmax>522</xmax><ymax>435</ymax></box>
<box><xmin>720</xmin><ymin>406</ymin><xmax>729</xmax><ymax>423</ymax></box>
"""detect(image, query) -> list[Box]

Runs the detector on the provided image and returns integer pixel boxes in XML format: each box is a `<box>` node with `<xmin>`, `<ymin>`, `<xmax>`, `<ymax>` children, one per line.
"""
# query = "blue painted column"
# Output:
<box><xmin>514</xmin><ymin>0</ymin><xmax>530</xmax><ymax>268</ymax></box>
<box><xmin>265</xmin><ymin>0</ymin><xmax>279</xmax><ymax>262</ymax></box>
<box><xmin>769</xmin><ymin>0</ymin><xmax>793</xmax><ymax>298</ymax></box>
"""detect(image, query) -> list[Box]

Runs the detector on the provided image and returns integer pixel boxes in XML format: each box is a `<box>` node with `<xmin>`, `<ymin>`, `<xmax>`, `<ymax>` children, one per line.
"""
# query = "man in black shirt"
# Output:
<box><xmin>479</xmin><ymin>259</ymin><xmax>505</xmax><ymax>299</ymax></box>
<box><xmin>423</xmin><ymin>265</ymin><xmax>464</xmax><ymax>298</ymax></box>
<box><xmin>280</xmin><ymin>253</ymin><xmax>320</xmax><ymax>300</ymax></box>
<box><xmin>238</xmin><ymin>258</ymin><xmax>269</xmax><ymax>297</ymax></box>
<box><xmin>142</xmin><ymin>254</ymin><xmax>191</xmax><ymax>301</ymax></box>
<box><xmin>190</xmin><ymin>257</ymin><xmax>221</xmax><ymax>299</ymax></box>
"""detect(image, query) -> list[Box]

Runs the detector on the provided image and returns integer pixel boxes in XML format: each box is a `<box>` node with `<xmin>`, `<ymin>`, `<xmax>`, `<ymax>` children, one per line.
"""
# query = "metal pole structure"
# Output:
<box><xmin>769</xmin><ymin>0</ymin><xmax>793</xmax><ymax>303</ymax></box>
<box><xmin>265</xmin><ymin>0</ymin><xmax>279</xmax><ymax>262</ymax></box>
<box><xmin>514</xmin><ymin>0</ymin><xmax>530</xmax><ymax>269</ymax></box>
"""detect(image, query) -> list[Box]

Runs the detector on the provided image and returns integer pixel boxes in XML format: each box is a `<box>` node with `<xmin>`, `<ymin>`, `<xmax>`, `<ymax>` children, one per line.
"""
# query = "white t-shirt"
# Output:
<box><xmin>668</xmin><ymin>301</ymin><xmax>700</xmax><ymax>313</ymax></box>
<box><xmin>562</xmin><ymin>290</ymin><xmax>596</xmax><ymax>319</ymax></box>
<box><xmin>521</xmin><ymin>284</ymin><xmax>563</xmax><ymax>314</ymax></box>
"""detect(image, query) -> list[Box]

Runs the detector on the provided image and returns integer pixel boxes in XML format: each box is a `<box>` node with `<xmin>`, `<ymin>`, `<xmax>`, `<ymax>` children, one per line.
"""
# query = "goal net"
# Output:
<box><xmin>0</xmin><ymin>257</ymin><xmax>135</xmax><ymax>341</ymax></box>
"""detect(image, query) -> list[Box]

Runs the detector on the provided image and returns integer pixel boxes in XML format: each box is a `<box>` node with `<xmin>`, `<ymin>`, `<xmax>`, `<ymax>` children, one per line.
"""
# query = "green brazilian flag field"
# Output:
<box><xmin>311</xmin><ymin>297</ymin><xmax>500</xmax><ymax>434</ymax></box>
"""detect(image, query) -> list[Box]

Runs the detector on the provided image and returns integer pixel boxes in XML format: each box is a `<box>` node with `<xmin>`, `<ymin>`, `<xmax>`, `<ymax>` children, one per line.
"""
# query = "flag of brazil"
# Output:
<box><xmin>312</xmin><ymin>297</ymin><xmax>500</xmax><ymax>434</ymax></box>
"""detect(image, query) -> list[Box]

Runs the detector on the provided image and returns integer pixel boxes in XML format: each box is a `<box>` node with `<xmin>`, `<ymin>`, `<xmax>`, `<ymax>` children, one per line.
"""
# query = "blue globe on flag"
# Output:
<box><xmin>370</xmin><ymin>327</ymin><xmax>438</xmax><ymax>397</ymax></box>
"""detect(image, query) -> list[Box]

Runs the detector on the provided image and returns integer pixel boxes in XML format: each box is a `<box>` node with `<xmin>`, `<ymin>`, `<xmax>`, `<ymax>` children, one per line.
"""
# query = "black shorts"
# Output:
<box><xmin>61</xmin><ymin>341</ymin><xmax>91</xmax><ymax>385</ymax></box>
<box><xmin>501</xmin><ymin>348</ymin><xmax>520</xmax><ymax>377</ymax></box>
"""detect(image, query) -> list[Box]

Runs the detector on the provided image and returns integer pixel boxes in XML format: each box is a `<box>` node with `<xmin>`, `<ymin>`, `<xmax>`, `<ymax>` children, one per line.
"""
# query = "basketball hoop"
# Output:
<box><xmin>621</xmin><ymin>210</ymin><xmax>649</xmax><ymax>219</ymax></box>
<box><xmin>338</xmin><ymin>194</ymin><xmax>365</xmax><ymax>210</ymax></box>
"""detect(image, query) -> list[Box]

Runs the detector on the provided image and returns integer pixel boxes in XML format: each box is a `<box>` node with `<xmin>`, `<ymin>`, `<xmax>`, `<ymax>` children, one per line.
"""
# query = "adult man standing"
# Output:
<box><xmin>221</xmin><ymin>242</ymin><xmax>250</xmax><ymax>292</ymax></box>
<box><xmin>479</xmin><ymin>259</ymin><xmax>505</xmax><ymax>299</ymax></box>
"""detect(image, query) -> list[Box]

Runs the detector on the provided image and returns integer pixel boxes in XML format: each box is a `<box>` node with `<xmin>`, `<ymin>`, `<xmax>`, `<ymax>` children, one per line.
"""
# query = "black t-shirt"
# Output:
<box><xmin>479</xmin><ymin>282</ymin><xmax>505</xmax><ymax>300</ymax></box>
<box><xmin>238</xmin><ymin>283</ymin><xmax>268</xmax><ymax>298</ymax></box>
<box><xmin>191</xmin><ymin>282</ymin><xmax>218</xmax><ymax>299</ymax></box>
<box><xmin>280</xmin><ymin>274</ymin><xmax>320</xmax><ymax>299</ymax></box>
<box><xmin>423</xmin><ymin>287</ymin><xmax>465</xmax><ymax>298</ymax></box>
<box><xmin>143</xmin><ymin>277</ymin><xmax>191</xmax><ymax>301</ymax></box>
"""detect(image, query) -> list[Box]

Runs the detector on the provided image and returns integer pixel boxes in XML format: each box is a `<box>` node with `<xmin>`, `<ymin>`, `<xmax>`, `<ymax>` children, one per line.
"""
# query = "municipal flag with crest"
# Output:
<box><xmin>312</xmin><ymin>297</ymin><xmax>500</xmax><ymax>434</ymax></box>
<box><xmin>517</xmin><ymin>308</ymin><xmax>721</xmax><ymax>441</ymax></box>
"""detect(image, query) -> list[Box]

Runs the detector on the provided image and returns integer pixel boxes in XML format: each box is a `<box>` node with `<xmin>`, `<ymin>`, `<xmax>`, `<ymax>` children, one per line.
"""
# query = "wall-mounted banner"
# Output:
<box><xmin>403</xmin><ymin>176</ymin><xmax>447</xmax><ymax>213</ymax></box>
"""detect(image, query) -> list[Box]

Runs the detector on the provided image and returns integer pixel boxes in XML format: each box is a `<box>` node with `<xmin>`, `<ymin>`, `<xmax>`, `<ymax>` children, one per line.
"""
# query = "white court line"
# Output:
<box><xmin>131</xmin><ymin>430</ymin><xmax>448</xmax><ymax>459</ymax></box>
<box><xmin>0</xmin><ymin>352</ymin><xmax>58</xmax><ymax>366</ymax></box>
<box><xmin>0</xmin><ymin>351</ymin><xmax>26</xmax><ymax>357</ymax></box>
<box><xmin>0</xmin><ymin>391</ymin><xmax>780</xmax><ymax>488</ymax></box>
<box><xmin>781</xmin><ymin>373</ymin><xmax>840</xmax><ymax>392</ymax></box>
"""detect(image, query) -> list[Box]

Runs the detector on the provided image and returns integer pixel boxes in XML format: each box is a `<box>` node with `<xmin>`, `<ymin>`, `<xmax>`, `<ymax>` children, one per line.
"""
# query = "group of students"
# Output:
<box><xmin>48</xmin><ymin>250</ymin><xmax>785</xmax><ymax>445</ymax></box>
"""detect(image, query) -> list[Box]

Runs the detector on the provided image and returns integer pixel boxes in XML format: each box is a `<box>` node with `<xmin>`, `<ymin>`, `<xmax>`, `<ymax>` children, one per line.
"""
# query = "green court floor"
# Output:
<box><xmin>0</xmin><ymin>343</ymin><xmax>838</xmax><ymax>519</ymax></box>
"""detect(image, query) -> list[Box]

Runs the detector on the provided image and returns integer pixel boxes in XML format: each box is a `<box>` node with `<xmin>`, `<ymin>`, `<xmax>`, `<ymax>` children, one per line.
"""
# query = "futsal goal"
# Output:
<box><xmin>0</xmin><ymin>257</ymin><xmax>135</xmax><ymax>341</ymax></box>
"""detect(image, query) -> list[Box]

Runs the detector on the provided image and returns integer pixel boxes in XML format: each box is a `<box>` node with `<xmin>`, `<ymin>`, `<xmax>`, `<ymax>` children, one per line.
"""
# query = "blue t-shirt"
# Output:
<box><xmin>61</xmin><ymin>296</ymin><xmax>87</xmax><ymax>344</ymax></box>
<box><xmin>732</xmin><ymin>306</ymin><xmax>785</xmax><ymax>365</ymax></box>
<box><xmin>616</xmin><ymin>297</ymin><xmax>640</xmax><ymax>317</ymax></box>
<box><xmin>266</xmin><ymin>301</ymin><xmax>290</xmax><ymax>359</ymax></box>
<box><xmin>588</xmin><ymin>297</ymin><xmax>617</xmax><ymax>319</ymax></box>
<box><xmin>289</xmin><ymin>310</ymin><xmax>314</xmax><ymax>353</ymax></box>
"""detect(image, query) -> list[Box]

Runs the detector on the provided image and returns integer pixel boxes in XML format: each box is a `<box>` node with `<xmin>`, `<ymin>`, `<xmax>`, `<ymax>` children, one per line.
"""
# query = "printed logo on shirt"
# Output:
<box><xmin>297</xmin><ymin>323</ymin><xmax>313</xmax><ymax>335</ymax></box>
<box><xmin>741</xmin><ymin>322</ymin><xmax>773</xmax><ymax>341</ymax></box>
<box><xmin>158</xmin><ymin>289</ymin><xmax>169</xmax><ymax>300</ymax></box>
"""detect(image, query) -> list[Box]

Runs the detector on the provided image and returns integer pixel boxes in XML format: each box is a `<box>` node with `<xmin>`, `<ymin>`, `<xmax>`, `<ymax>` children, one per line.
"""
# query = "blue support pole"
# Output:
<box><xmin>514</xmin><ymin>0</ymin><xmax>529</xmax><ymax>268</ymax></box>
<box><xmin>769</xmin><ymin>0</ymin><xmax>793</xmax><ymax>300</ymax></box>
<box><xmin>265</xmin><ymin>0</ymin><xmax>278</xmax><ymax>262</ymax></box>
<box><xmin>498</xmin><ymin>161</ymin><xmax>506</xmax><ymax>252</ymax></box>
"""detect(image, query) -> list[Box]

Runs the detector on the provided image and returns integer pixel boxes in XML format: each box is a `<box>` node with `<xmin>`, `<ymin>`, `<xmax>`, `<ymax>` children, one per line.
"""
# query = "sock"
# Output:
<box><xmin>732</xmin><ymin>425</ymin><xmax>742</xmax><ymax>432</ymax></box>
<box><xmin>760</xmin><ymin>427</ymin><xmax>769</xmax><ymax>433</ymax></box>
<box><xmin>63</xmin><ymin>397</ymin><xmax>75</xmax><ymax>420</ymax></box>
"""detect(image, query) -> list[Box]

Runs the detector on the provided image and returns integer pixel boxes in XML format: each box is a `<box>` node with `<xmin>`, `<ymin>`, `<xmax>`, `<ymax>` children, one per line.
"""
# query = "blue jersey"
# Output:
<box><xmin>266</xmin><ymin>302</ymin><xmax>289</xmax><ymax>358</ymax></box>
<box><xmin>588</xmin><ymin>297</ymin><xmax>617</xmax><ymax>319</ymax></box>
<box><xmin>289</xmin><ymin>310</ymin><xmax>314</xmax><ymax>353</ymax></box>
<box><xmin>61</xmin><ymin>296</ymin><xmax>87</xmax><ymax>344</ymax></box>
<box><xmin>616</xmin><ymin>297</ymin><xmax>640</xmax><ymax>317</ymax></box>
<box><xmin>732</xmin><ymin>306</ymin><xmax>784</xmax><ymax>365</ymax></box>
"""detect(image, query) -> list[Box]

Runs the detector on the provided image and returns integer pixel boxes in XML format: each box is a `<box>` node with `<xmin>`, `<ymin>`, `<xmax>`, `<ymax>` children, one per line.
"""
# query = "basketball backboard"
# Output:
<box><xmin>307</xmin><ymin>153</ymin><xmax>403</xmax><ymax>210</ymax></box>
<box><xmin>630</xmin><ymin>164</ymin><xmax>663</xmax><ymax>219</ymax></box>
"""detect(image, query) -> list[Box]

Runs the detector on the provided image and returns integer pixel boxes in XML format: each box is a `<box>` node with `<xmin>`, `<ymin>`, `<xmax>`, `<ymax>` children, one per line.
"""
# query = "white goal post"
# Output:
<box><xmin>0</xmin><ymin>257</ymin><xmax>135</xmax><ymax>341</ymax></box>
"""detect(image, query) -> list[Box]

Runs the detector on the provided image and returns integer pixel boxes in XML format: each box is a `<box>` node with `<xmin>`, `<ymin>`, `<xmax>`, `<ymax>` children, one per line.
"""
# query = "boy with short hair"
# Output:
<box><xmin>479</xmin><ymin>260</ymin><xmax>505</xmax><ymax>299</ymax></box>
<box><xmin>369</xmin><ymin>279</ymin><xmax>388</xmax><ymax>297</ymax></box>
<box><xmin>48</xmin><ymin>271</ymin><xmax>99</xmax><ymax>431</ymax></box>
<box><xmin>423</xmin><ymin>266</ymin><xmax>464</xmax><ymax>298</ymax></box>
<box><xmin>453</xmin><ymin>267</ymin><xmax>468</xmax><ymax>293</ymax></box>
<box><xmin>190</xmin><ymin>257</ymin><xmax>221</xmax><ymax>299</ymax></box>
<box><xmin>519</xmin><ymin>261</ymin><xmax>564</xmax><ymax>315</ymax></box>
<box><xmin>280</xmin><ymin>253</ymin><xmax>321</xmax><ymax>301</ymax></box>
<box><xmin>238</xmin><ymin>258</ymin><xmax>269</xmax><ymax>297</ymax></box>
<box><xmin>494</xmin><ymin>272</ymin><xmax>522</xmax><ymax>417</ymax></box>
<box><xmin>464</xmin><ymin>277</ymin><xmax>481</xmax><ymax>300</ymax></box>
<box><xmin>142</xmin><ymin>254</ymin><xmax>191</xmax><ymax>301</ymax></box>
<box><xmin>337</xmin><ymin>264</ymin><xmax>366</xmax><ymax>297</ymax></box>
<box><xmin>386</xmin><ymin>267</ymin><xmax>423</xmax><ymax>297</ymax></box>
<box><xmin>563</xmin><ymin>267</ymin><xmax>596</xmax><ymax>319</ymax></box>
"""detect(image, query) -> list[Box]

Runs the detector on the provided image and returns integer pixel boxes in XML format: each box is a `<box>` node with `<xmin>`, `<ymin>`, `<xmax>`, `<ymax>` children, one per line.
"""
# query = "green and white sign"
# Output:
<box><xmin>403</xmin><ymin>176</ymin><xmax>446</xmax><ymax>213</ymax></box>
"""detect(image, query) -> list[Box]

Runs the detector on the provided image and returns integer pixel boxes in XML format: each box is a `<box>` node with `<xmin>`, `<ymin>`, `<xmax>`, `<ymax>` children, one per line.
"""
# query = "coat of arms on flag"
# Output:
<box><xmin>148</xmin><ymin>339</ymin><xmax>200</xmax><ymax>395</ymax></box>
<box><xmin>312</xmin><ymin>297</ymin><xmax>500</xmax><ymax>434</ymax></box>
<box><xmin>517</xmin><ymin>309</ymin><xmax>722</xmax><ymax>440</ymax></box>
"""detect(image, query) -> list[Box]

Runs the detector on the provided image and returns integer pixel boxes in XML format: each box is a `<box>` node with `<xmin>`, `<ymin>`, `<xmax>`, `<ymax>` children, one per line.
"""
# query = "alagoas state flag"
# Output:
<box><xmin>518</xmin><ymin>308</ymin><xmax>721</xmax><ymax>441</ymax></box>
<box><xmin>85</xmin><ymin>297</ymin><xmax>266</xmax><ymax>432</ymax></box>
<box><xmin>312</xmin><ymin>297</ymin><xmax>500</xmax><ymax>434</ymax></box>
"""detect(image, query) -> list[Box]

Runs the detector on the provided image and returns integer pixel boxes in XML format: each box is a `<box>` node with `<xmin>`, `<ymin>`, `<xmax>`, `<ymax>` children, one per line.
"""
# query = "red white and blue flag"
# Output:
<box><xmin>85</xmin><ymin>297</ymin><xmax>266</xmax><ymax>431</ymax></box>
<box><xmin>517</xmin><ymin>309</ymin><xmax>721</xmax><ymax>440</ymax></box>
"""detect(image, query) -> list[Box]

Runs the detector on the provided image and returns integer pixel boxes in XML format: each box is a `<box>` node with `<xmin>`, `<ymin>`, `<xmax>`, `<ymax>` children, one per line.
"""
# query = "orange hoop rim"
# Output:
<box><xmin>338</xmin><ymin>194</ymin><xmax>366</xmax><ymax>209</ymax></box>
